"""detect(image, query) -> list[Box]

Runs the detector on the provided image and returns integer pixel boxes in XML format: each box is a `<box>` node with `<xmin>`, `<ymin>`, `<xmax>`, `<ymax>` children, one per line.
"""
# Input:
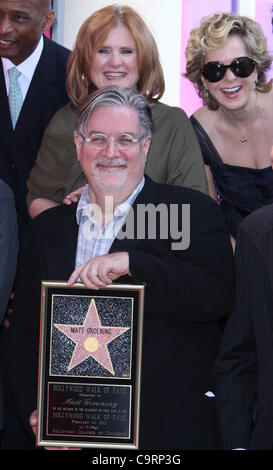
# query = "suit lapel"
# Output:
<box><xmin>0</xmin><ymin>62</ymin><xmax>13</xmax><ymax>148</ymax></box>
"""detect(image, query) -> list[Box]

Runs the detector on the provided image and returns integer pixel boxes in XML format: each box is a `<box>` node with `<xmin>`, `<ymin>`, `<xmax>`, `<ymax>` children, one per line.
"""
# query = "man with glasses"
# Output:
<box><xmin>6</xmin><ymin>86</ymin><xmax>234</xmax><ymax>450</ymax></box>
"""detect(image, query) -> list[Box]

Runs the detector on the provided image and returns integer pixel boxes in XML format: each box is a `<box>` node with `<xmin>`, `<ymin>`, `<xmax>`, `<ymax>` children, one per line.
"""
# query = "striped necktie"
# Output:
<box><xmin>8</xmin><ymin>67</ymin><xmax>23</xmax><ymax>128</ymax></box>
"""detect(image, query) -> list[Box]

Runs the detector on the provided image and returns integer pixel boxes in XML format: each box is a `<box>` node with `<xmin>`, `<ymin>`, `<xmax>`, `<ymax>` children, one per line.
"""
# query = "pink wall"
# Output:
<box><xmin>255</xmin><ymin>0</ymin><xmax>273</xmax><ymax>79</ymax></box>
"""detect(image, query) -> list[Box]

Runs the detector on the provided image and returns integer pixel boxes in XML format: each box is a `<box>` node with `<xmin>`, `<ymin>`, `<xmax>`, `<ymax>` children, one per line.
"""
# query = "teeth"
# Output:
<box><xmin>222</xmin><ymin>86</ymin><xmax>240</xmax><ymax>92</ymax></box>
<box><xmin>0</xmin><ymin>40</ymin><xmax>10</xmax><ymax>45</ymax></box>
<box><xmin>105</xmin><ymin>72</ymin><xmax>126</xmax><ymax>78</ymax></box>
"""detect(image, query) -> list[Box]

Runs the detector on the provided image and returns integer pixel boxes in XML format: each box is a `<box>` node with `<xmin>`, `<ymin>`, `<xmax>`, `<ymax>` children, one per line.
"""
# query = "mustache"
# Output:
<box><xmin>95</xmin><ymin>157</ymin><xmax>128</xmax><ymax>167</ymax></box>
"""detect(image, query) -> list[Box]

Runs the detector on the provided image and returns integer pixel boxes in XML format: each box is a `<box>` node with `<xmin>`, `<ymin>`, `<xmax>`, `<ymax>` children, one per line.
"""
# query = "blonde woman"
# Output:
<box><xmin>186</xmin><ymin>12</ymin><xmax>273</xmax><ymax>245</ymax></box>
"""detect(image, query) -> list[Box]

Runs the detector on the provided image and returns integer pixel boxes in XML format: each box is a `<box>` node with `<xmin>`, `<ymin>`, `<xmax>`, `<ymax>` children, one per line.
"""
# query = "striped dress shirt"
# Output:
<box><xmin>75</xmin><ymin>178</ymin><xmax>144</xmax><ymax>269</ymax></box>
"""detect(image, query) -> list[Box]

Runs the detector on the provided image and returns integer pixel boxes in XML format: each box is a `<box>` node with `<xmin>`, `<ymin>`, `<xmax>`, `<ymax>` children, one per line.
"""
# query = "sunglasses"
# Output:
<box><xmin>201</xmin><ymin>56</ymin><xmax>256</xmax><ymax>83</ymax></box>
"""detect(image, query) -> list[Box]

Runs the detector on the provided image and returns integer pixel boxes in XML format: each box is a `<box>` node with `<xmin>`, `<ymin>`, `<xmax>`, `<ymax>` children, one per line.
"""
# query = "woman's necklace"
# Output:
<box><xmin>221</xmin><ymin>94</ymin><xmax>259</xmax><ymax>144</ymax></box>
<box><xmin>239</xmin><ymin>134</ymin><xmax>248</xmax><ymax>143</ymax></box>
<box><xmin>229</xmin><ymin>119</ymin><xmax>250</xmax><ymax>143</ymax></box>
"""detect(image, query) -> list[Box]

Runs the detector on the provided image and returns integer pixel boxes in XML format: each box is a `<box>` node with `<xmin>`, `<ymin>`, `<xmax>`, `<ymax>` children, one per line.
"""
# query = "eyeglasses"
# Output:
<box><xmin>78</xmin><ymin>131</ymin><xmax>144</xmax><ymax>150</ymax></box>
<box><xmin>201</xmin><ymin>56</ymin><xmax>256</xmax><ymax>83</ymax></box>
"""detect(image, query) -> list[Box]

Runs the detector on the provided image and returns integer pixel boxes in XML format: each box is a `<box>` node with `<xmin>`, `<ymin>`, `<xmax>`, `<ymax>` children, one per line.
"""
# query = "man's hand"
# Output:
<box><xmin>63</xmin><ymin>185</ymin><xmax>86</xmax><ymax>205</ymax></box>
<box><xmin>2</xmin><ymin>291</ymin><xmax>14</xmax><ymax>328</ymax></box>
<box><xmin>29</xmin><ymin>410</ymin><xmax>81</xmax><ymax>450</ymax></box>
<box><xmin>67</xmin><ymin>252</ymin><xmax>130</xmax><ymax>289</ymax></box>
<box><xmin>29</xmin><ymin>409</ymin><xmax>38</xmax><ymax>437</ymax></box>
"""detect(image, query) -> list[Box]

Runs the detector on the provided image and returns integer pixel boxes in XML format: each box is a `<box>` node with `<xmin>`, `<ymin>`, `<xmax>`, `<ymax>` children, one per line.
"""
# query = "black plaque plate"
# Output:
<box><xmin>37</xmin><ymin>281</ymin><xmax>144</xmax><ymax>449</ymax></box>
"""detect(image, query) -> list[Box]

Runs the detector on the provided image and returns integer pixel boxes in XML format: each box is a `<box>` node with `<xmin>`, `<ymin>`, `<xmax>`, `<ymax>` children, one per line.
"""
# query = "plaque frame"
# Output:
<box><xmin>37</xmin><ymin>281</ymin><xmax>145</xmax><ymax>449</ymax></box>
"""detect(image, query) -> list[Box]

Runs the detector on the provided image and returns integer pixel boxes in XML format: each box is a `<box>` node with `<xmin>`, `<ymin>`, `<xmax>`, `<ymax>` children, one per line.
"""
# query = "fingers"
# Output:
<box><xmin>79</xmin><ymin>259</ymin><xmax>112</xmax><ymax>289</ymax></box>
<box><xmin>68</xmin><ymin>253</ymin><xmax>130</xmax><ymax>290</ymax></box>
<box><xmin>63</xmin><ymin>193</ymin><xmax>79</xmax><ymax>205</ymax></box>
<box><xmin>68</xmin><ymin>260</ymin><xmax>108</xmax><ymax>290</ymax></box>
<box><xmin>68</xmin><ymin>257</ymin><xmax>118</xmax><ymax>289</ymax></box>
<box><xmin>63</xmin><ymin>196</ymin><xmax>72</xmax><ymax>205</ymax></box>
<box><xmin>29</xmin><ymin>410</ymin><xmax>81</xmax><ymax>450</ymax></box>
<box><xmin>3</xmin><ymin>290</ymin><xmax>14</xmax><ymax>328</ymax></box>
<box><xmin>3</xmin><ymin>318</ymin><xmax>10</xmax><ymax>328</ymax></box>
<box><xmin>29</xmin><ymin>409</ymin><xmax>38</xmax><ymax>436</ymax></box>
<box><xmin>67</xmin><ymin>264</ymin><xmax>84</xmax><ymax>286</ymax></box>
<box><xmin>63</xmin><ymin>185</ymin><xmax>87</xmax><ymax>205</ymax></box>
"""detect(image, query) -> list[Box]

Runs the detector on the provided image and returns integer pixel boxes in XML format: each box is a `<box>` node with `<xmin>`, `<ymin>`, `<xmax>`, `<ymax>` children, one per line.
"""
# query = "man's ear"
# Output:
<box><xmin>143</xmin><ymin>135</ymin><xmax>152</xmax><ymax>155</ymax></box>
<box><xmin>42</xmin><ymin>10</ymin><xmax>55</xmax><ymax>32</ymax></box>
<box><xmin>74</xmin><ymin>132</ymin><xmax>82</xmax><ymax>162</ymax></box>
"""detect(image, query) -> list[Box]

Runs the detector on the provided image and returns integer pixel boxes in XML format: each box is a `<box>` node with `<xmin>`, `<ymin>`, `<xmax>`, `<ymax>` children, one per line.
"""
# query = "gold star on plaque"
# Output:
<box><xmin>54</xmin><ymin>298</ymin><xmax>129</xmax><ymax>375</ymax></box>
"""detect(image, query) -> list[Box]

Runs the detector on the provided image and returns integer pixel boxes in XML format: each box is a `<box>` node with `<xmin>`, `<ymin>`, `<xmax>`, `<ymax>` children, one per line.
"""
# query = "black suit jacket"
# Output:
<box><xmin>0</xmin><ymin>35</ymin><xmax>70</xmax><ymax>229</ymax></box>
<box><xmin>7</xmin><ymin>177</ymin><xmax>234</xmax><ymax>449</ymax></box>
<box><xmin>0</xmin><ymin>181</ymin><xmax>18</xmax><ymax>430</ymax></box>
<box><xmin>215</xmin><ymin>204</ymin><xmax>273</xmax><ymax>449</ymax></box>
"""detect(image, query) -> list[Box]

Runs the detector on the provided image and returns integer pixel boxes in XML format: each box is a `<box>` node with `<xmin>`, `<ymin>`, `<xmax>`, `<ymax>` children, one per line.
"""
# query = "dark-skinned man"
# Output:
<box><xmin>0</xmin><ymin>0</ymin><xmax>70</xmax><ymax>231</ymax></box>
<box><xmin>0</xmin><ymin>0</ymin><xmax>70</xmax><ymax>449</ymax></box>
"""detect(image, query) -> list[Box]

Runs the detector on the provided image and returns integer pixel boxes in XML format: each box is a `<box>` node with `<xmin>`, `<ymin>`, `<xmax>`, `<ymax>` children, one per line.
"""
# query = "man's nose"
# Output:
<box><xmin>104</xmin><ymin>137</ymin><xmax>119</xmax><ymax>158</ymax></box>
<box><xmin>0</xmin><ymin>16</ymin><xmax>13</xmax><ymax>35</ymax></box>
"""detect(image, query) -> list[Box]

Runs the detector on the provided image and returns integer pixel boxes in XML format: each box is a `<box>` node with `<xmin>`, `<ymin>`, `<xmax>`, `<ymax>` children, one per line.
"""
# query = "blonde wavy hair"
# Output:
<box><xmin>66</xmin><ymin>4</ymin><xmax>165</xmax><ymax>106</ymax></box>
<box><xmin>185</xmin><ymin>12</ymin><xmax>273</xmax><ymax>110</ymax></box>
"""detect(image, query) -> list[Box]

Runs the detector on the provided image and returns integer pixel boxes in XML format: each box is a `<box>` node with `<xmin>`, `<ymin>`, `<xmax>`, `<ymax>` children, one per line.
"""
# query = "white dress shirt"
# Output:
<box><xmin>1</xmin><ymin>35</ymin><xmax>44</xmax><ymax>101</ymax></box>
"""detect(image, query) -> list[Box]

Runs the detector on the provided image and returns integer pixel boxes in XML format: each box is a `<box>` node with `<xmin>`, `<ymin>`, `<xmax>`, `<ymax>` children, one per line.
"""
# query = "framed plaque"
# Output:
<box><xmin>37</xmin><ymin>281</ymin><xmax>145</xmax><ymax>449</ymax></box>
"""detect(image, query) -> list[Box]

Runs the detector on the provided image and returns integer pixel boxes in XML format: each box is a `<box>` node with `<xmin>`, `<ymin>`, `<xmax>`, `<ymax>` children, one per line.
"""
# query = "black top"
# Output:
<box><xmin>191</xmin><ymin>115</ymin><xmax>273</xmax><ymax>238</ymax></box>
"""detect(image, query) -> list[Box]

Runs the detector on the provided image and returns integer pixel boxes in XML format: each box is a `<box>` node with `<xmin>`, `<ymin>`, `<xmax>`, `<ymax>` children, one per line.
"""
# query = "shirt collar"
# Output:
<box><xmin>1</xmin><ymin>35</ymin><xmax>44</xmax><ymax>81</ymax></box>
<box><xmin>76</xmin><ymin>177</ymin><xmax>145</xmax><ymax>226</ymax></box>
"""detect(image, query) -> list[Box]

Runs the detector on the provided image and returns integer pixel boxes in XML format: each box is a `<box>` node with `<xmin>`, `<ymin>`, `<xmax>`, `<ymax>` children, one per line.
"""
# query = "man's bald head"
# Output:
<box><xmin>0</xmin><ymin>0</ymin><xmax>55</xmax><ymax>64</ymax></box>
<box><xmin>40</xmin><ymin>0</ymin><xmax>53</xmax><ymax>13</ymax></box>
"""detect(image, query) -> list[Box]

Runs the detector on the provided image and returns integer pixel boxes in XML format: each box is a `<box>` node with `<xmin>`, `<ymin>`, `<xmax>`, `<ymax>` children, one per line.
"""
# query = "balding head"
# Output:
<box><xmin>0</xmin><ymin>0</ymin><xmax>55</xmax><ymax>64</ymax></box>
<box><xmin>40</xmin><ymin>0</ymin><xmax>52</xmax><ymax>13</ymax></box>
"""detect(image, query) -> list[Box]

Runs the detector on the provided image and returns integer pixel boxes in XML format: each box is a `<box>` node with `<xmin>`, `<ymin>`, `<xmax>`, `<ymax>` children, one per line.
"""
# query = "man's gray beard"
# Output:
<box><xmin>93</xmin><ymin>168</ymin><xmax>128</xmax><ymax>192</ymax></box>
